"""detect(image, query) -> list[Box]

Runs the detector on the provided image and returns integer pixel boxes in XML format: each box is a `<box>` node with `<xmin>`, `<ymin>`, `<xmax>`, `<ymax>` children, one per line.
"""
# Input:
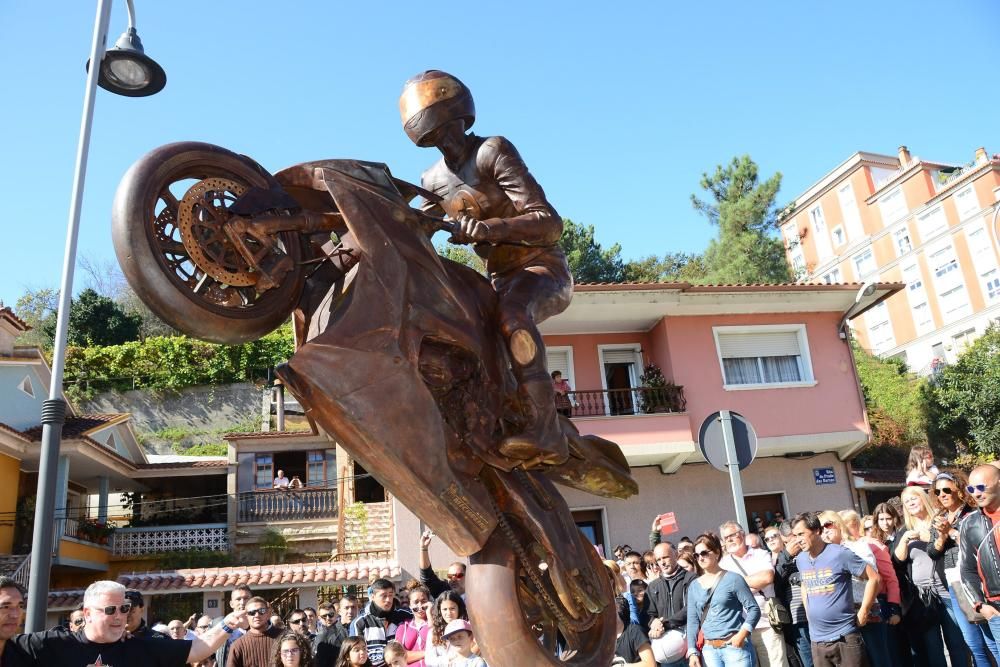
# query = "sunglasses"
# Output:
<box><xmin>320</xmin><ymin>613</ymin><xmax>337</xmax><ymax>619</ymax></box>
<box><xmin>934</xmin><ymin>487</ymin><xmax>956</xmax><ymax>496</ymax></box>
<box><xmin>289</xmin><ymin>618</ymin><xmax>305</xmax><ymax>625</ymax></box>
<box><xmin>72</xmin><ymin>619</ymin><xmax>85</xmax><ymax>626</ymax></box>
<box><xmin>246</xmin><ymin>608</ymin><xmax>269</xmax><ymax>617</ymax></box>
<box><xmin>822</xmin><ymin>521</ymin><xmax>837</xmax><ymax>530</ymax></box>
<box><xmin>968</xmin><ymin>484</ymin><xmax>989</xmax><ymax>494</ymax></box>
<box><xmin>97</xmin><ymin>604</ymin><xmax>132</xmax><ymax>616</ymax></box>
<box><xmin>721</xmin><ymin>533</ymin><xmax>742</xmax><ymax>542</ymax></box>
<box><xmin>447</xmin><ymin>573</ymin><xmax>465</xmax><ymax>580</ymax></box>
<box><xmin>694</xmin><ymin>550</ymin><xmax>713</xmax><ymax>558</ymax></box>
<box><xmin>196</xmin><ymin>624</ymin><xmax>212</xmax><ymax>631</ymax></box>
<box><xmin>764</xmin><ymin>534</ymin><xmax>781</xmax><ymax>541</ymax></box>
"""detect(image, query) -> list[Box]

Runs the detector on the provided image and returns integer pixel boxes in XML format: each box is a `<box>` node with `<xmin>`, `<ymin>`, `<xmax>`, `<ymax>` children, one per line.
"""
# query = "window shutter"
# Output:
<box><xmin>546</xmin><ymin>349</ymin><xmax>571</xmax><ymax>378</ymax></box>
<box><xmin>602</xmin><ymin>349</ymin><xmax>639</xmax><ymax>365</ymax></box>
<box><xmin>717</xmin><ymin>332</ymin><xmax>800</xmax><ymax>358</ymax></box>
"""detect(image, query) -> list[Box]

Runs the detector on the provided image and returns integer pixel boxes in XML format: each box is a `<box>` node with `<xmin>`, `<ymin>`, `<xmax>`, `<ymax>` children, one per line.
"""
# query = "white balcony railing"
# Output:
<box><xmin>111</xmin><ymin>523</ymin><xmax>228</xmax><ymax>557</ymax></box>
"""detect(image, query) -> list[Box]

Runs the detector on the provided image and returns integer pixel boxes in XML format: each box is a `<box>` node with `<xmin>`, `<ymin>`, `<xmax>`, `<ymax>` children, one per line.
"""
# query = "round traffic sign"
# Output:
<box><xmin>698</xmin><ymin>411</ymin><xmax>757</xmax><ymax>472</ymax></box>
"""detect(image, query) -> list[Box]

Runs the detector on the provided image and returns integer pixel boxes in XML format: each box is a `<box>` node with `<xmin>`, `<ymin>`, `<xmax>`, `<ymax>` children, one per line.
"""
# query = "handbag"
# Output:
<box><xmin>696</xmin><ymin>575</ymin><xmax>722</xmax><ymax>652</ymax></box>
<box><xmin>731</xmin><ymin>551</ymin><xmax>789</xmax><ymax>630</ymax></box>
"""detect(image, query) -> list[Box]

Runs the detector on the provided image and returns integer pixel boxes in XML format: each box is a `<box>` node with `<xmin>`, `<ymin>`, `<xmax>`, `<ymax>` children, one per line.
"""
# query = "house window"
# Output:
<box><xmin>106</xmin><ymin>433</ymin><xmax>117</xmax><ymax>452</ymax></box>
<box><xmin>917</xmin><ymin>206</ymin><xmax>948</xmax><ymax>241</ymax></box>
<box><xmin>810</xmin><ymin>205</ymin><xmax>833</xmax><ymax>260</ymax></box>
<box><xmin>17</xmin><ymin>376</ymin><xmax>34</xmax><ymax>398</ymax></box>
<box><xmin>928</xmin><ymin>241</ymin><xmax>970</xmax><ymax>324</ymax></box>
<box><xmin>893</xmin><ymin>227</ymin><xmax>912</xmax><ymax>256</ymax></box>
<box><xmin>853</xmin><ymin>248</ymin><xmax>876</xmax><ymax>278</ymax></box>
<box><xmin>952</xmin><ymin>328</ymin><xmax>977</xmax><ymax>353</ymax></box>
<box><xmin>866</xmin><ymin>302</ymin><xmax>895</xmax><ymax>355</ymax></box>
<box><xmin>307</xmin><ymin>451</ymin><xmax>326</xmax><ymax>487</ymax></box>
<box><xmin>831</xmin><ymin>226</ymin><xmax>846</xmax><ymax>247</ymax></box>
<box><xmin>939</xmin><ymin>285</ymin><xmax>972</xmax><ymax>322</ymax></box>
<box><xmin>545</xmin><ymin>347</ymin><xmax>575</xmax><ymax>389</ymax></box>
<box><xmin>599</xmin><ymin>346</ymin><xmax>643</xmax><ymax>415</ymax></box>
<box><xmin>254</xmin><ymin>454</ymin><xmax>274</xmax><ymax>489</ymax></box>
<box><xmin>878</xmin><ymin>188</ymin><xmax>907</xmax><ymax>225</ymax></box>
<box><xmin>966</xmin><ymin>224</ymin><xmax>1000</xmax><ymax>304</ymax></box>
<box><xmin>903</xmin><ymin>263</ymin><xmax>934</xmax><ymax>335</ymax></box>
<box><xmin>954</xmin><ymin>185</ymin><xmax>980</xmax><ymax>220</ymax></box>
<box><xmin>837</xmin><ymin>182</ymin><xmax>865</xmax><ymax>241</ymax></box>
<box><xmin>713</xmin><ymin>326</ymin><xmax>814</xmax><ymax>389</ymax></box>
<box><xmin>822</xmin><ymin>267</ymin><xmax>842</xmax><ymax>284</ymax></box>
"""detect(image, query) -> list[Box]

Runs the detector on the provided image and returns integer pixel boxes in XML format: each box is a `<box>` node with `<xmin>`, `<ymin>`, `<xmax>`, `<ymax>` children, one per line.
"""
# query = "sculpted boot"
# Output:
<box><xmin>499</xmin><ymin>372</ymin><xmax>569</xmax><ymax>466</ymax></box>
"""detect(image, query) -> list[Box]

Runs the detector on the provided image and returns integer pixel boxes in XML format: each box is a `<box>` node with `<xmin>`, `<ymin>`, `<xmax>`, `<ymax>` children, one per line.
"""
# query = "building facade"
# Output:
<box><xmin>780</xmin><ymin>145</ymin><xmax>1000</xmax><ymax>373</ymax></box>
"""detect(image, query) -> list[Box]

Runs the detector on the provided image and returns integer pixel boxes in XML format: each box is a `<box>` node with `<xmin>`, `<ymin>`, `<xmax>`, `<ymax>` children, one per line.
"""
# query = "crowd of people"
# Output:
<box><xmin>607</xmin><ymin>448</ymin><xmax>1000</xmax><ymax>667</ymax></box>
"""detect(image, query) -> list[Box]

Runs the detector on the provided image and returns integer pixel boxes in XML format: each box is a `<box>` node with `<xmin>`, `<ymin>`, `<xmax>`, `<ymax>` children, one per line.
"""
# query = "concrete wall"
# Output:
<box><xmin>394</xmin><ymin>454</ymin><xmax>856</xmax><ymax>578</ymax></box>
<box><xmin>0</xmin><ymin>365</ymin><xmax>46</xmax><ymax>431</ymax></box>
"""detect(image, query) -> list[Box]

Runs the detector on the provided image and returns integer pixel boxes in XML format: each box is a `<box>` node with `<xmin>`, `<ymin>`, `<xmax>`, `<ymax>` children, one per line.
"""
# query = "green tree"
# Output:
<box><xmin>13</xmin><ymin>287</ymin><xmax>58</xmax><ymax>348</ymax></box>
<box><xmin>435</xmin><ymin>244</ymin><xmax>486</xmax><ymax>274</ymax></box>
<box><xmin>922</xmin><ymin>324</ymin><xmax>1000</xmax><ymax>459</ymax></box>
<box><xmin>851</xmin><ymin>341</ymin><xmax>926</xmax><ymax>468</ymax></box>
<box><xmin>559</xmin><ymin>219</ymin><xmax>625</xmax><ymax>283</ymax></box>
<box><xmin>622</xmin><ymin>252</ymin><xmax>708</xmax><ymax>283</ymax></box>
<box><xmin>691</xmin><ymin>155</ymin><xmax>792</xmax><ymax>284</ymax></box>
<box><xmin>43</xmin><ymin>288</ymin><xmax>142</xmax><ymax>347</ymax></box>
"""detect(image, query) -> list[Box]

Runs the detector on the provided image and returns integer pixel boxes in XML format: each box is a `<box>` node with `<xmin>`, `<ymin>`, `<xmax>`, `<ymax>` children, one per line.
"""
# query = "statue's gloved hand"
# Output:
<box><xmin>449</xmin><ymin>215</ymin><xmax>502</xmax><ymax>244</ymax></box>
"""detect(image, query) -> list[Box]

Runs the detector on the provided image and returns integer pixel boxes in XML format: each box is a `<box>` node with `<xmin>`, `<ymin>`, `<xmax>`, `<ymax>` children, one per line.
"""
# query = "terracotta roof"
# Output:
<box><xmin>573</xmin><ymin>281</ymin><xmax>906</xmax><ymax>296</ymax></box>
<box><xmin>223</xmin><ymin>429</ymin><xmax>319</xmax><ymax>441</ymax></box>
<box><xmin>852</xmin><ymin>468</ymin><xmax>906</xmax><ymax>484</ymax></box>
<box><xmin>137</xmin><ymin>459</ymin><xmax>228</xmax><ymax>470</ymax></box>
<box><xmin>0</xmin><ymin>422</ymin><xmax>30</xmax><ymax>442</ymax></box>
<box><xmin>47</xmin><ymin>559</ymin><xmax>401</xmax><ymax>610</ymax></box>
<box><xmin>0</xmin><ymin>307</ymin><xmax>29</xmax><ymax>331</ymax></box>
<box><xmin>22</xmin><ymin>414</ymin><xmax>125</xmax><ymax>441</ymax></box>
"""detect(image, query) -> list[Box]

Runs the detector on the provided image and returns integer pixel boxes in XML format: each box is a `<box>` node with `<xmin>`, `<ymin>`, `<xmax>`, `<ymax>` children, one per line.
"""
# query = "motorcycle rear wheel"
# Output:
<box><xmin>467</xmin><ymin>517</ymin><xmax>617</xmax><ymax>666</ymax></box>
<box><xmin>112</xmin><ymin>142</ymin><xmax>305</xmax><ymax>344</ymax></box>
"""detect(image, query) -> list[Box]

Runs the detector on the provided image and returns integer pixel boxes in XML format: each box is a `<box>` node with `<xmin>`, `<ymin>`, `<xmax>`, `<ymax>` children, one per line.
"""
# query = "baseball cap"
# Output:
<box><xmin>442</xmin><ymin>619</ymin><xmax>473</xmax><ymax>639</ymax></box>
<box><xmin>124</xmin><ymin>590</ymin><xmax>144</xmax><ymax>608</ymax></box>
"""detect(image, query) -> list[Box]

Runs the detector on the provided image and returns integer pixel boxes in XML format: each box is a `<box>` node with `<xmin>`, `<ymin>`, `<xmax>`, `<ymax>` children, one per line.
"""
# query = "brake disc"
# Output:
<box><xmin>177</xmin><ymin>177</ymin><xmax>258</xmax><ymax>287</ymax></box>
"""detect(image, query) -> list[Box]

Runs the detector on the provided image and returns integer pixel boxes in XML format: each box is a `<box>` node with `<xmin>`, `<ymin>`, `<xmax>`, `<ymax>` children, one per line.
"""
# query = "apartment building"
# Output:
<box><xmin>780</xmin><ymin>145</ymin><xmax>1000</xmax><ymax>373</ymax></box>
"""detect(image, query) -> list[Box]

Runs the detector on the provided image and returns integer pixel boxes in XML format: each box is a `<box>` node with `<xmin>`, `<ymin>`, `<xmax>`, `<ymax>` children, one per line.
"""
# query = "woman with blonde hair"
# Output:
<box><xmin>838</xmin><ymin>509</ymin><xmax>901</xmax><ymax>625</ymax></box>
<box><xmin>895</xmin><ymin>486</ymin><xmax>949</xmax><ymax>666</ymax></box>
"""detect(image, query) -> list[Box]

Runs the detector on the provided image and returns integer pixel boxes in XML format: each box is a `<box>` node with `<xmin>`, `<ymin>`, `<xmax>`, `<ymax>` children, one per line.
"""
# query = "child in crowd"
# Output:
<box><xmin>382</xmin><ymin>641</ymin><xmax>407</xmax><ymax>667</ymax></box>
<box><xmin>337</xmin><ymin>636</ymin><xmax>373</xmax><ymax>667</ymax></box>
<box><xmin>442</xmin><ymin>620</ymin><xmax>487</xmax><ymax>667</ymax></box>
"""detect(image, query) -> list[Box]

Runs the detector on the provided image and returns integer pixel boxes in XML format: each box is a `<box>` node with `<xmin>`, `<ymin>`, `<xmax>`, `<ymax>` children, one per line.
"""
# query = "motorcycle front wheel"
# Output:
<box><xmin>112</xmin><ymin>142</ymin><xmax>305</xmax><ymax>344</ymax></box>
<box><xmin>467</xmin><ymin>516</ymin><xmax>617</xmax><ymax>666</ymax></box>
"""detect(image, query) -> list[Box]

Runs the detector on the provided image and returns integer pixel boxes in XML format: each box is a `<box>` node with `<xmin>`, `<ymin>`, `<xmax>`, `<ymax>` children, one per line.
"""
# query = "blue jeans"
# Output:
<box><xmin>908</xmin><ymin>615</ymin><xmax>948</xmax><ymax>667</ymax></box>
<box><xmin>947</xmin><ymin>585</ymin><xmax>995</xmax><ymax>667</ymax></box>
<box><xmin>858</xmin><ymin>622</ymin><xmax>891</xmax><ymax>667</ymax></box>
<box><xmin>702</xmin><ymin>643</ymin><xmax>754</xmax><ymax>667</ymax></box>
<box><xmin>983</xmin><ymin>614</ymin><xmax>1000</xmax><ymax>663</ymax></box>
<box><xmin>783</xmin><ymin>622</ymin><xmax>812</xmax><ymax>667</ymax></box>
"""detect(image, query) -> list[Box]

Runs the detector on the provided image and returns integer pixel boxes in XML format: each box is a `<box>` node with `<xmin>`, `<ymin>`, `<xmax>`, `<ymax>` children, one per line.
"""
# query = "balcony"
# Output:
<box><xmin>111</xmin><ymin>523</ymin><xmax>228</xmax><ymax>557</ymax></box>
<box><xmin>238</xmin><ymin>487</ymin><xmax>338</xmax><ymax>523</ymax></box>
<box><xmin>567</xmin><ymin>386</ymin><xmax>686</xmax><ymax>418</ymax></box>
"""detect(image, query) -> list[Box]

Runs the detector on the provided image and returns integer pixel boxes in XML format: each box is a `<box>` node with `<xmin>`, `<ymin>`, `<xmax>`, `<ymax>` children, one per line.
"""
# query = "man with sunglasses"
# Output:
<box><xmin>227</xmin><ymin>597</ymin><xmax>283</xmax><ymax>667</ymax></box>
<box><xmin>314</xmin><ymin>597</ymin><xmax>357</xmax><ymax>667</ymax></box>
<box><xmin>8</xmin><ymin>580</ymin><xmax>245</xmax><ymax>666</ymax></box>
<box><xmin>418</xmin><ymin>529</ymin><xmax>467</xmax><ymax>599</ymax></box>
<box><xmin>67</xmin><ymin>608</ymin><xmax>85</xmax><ymax>633</ymax></box>
<box><xmin>960</xmin><ymin>464</ymin><xmax>1000</xmax><ymax>661</ymax></box>
<box><xmin>286</xmin><ymin>609</ymin><xmax>312</xmax><ymax>640</ymax></box>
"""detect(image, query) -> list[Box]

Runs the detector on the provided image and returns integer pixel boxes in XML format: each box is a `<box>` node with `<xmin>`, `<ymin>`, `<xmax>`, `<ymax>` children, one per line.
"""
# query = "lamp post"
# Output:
<box><xmin>25</xmin><ymin>0</ymin><xmax>166</xmax><ymax>632</ymax></box>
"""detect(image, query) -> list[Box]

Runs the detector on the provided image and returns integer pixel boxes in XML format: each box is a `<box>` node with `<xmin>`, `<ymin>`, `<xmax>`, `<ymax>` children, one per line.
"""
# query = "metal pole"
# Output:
<box><xmin>25</xmin><ymin>0</ymin><xmax>114</xmax><ymax>632</ymax></box>
<box><xmin>720</xmin><ymin>410</ymin><xmax>749</xmax><ymax>531</ymax></box>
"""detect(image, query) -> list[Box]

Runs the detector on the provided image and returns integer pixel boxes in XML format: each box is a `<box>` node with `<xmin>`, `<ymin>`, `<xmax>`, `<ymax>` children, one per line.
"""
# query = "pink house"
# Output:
<box><xmin>399</xmin><ymin>280</ymin><xmax>902</xmax><ymax>570</ymax></box>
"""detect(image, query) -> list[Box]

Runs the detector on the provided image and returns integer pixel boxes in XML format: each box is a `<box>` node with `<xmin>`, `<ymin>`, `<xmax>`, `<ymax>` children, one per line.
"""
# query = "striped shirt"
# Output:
<box><xmin>350</xmin><ymin>608</ymin><xmax>413</xmax><ymax>667</ymax></box>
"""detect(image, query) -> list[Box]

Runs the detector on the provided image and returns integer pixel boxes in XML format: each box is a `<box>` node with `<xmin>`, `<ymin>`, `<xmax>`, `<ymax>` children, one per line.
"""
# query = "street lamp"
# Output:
<box><xmin>25</xmin><ymin>0</ymin><xmax>165</xmax><ymax>632</ymax></box>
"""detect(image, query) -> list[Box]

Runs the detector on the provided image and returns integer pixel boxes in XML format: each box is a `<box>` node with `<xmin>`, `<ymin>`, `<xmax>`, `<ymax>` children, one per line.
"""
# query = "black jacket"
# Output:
<box><xmin>313</xmin><ymin>622</ymin><xmax>349</xmax><ymax>667</ymax></box>
<box><xmin>645</xmin><ymin>567</ymin><xmax>697</xmax><ymax>632</ymax></box>
<box><xmin>960</xmin><ymin>508</ymin><xmax>1000</xmax><ymax>606</ymax></box>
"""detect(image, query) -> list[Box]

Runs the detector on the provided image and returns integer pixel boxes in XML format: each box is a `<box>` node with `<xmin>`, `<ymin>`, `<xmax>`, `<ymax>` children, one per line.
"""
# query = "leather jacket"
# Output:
<box><xmin>646</xmin><ymin>567</ymin><xmax>698</xmax><ymax>632</ymax></box>
<box><xmin>959</xmin><ymin>508</ymin><xmax>1000</xmax><ymax>605</ymax></box>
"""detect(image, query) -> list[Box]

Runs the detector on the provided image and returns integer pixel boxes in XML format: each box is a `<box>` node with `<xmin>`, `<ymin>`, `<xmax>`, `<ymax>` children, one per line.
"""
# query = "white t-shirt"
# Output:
<box><xmin>273</xmin><ymin>476</ymin><xmax>289</xmax><ymax>489</ymax></box>
<box><xmin>720</xmin><ymin>547</ymin><xmax>774</xmax><ymax>629</ymax></box>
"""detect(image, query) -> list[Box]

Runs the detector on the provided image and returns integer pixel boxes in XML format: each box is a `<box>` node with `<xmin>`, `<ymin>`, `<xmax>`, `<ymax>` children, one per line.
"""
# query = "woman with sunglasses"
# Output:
<box><xmin>270</xmin><ymin>631</ymin><xmax>313</xmax><ymax>667</ymax></box>
<box><xmin>396</xmin><ymin>585</ymin><xmax>431</xmax><ymax>666</ymax></box>
<box><xmin>927</xmin><ymin>471</ymin><xmax>993</xmax><ymax>666</ymax></box>
<box><xmin>685</xmin><ymin>533</ymin><xmax>759</xmax><ymax>667</ymax></box>
<box><xmin>819</xmin><ymin>511</ymin><xmax>894</xmax><ymax>667</ymax></box>
<box><xmin>894</xmin><ymin>486</ymin><xmax>951</xmax><ymax>667</ymax></box>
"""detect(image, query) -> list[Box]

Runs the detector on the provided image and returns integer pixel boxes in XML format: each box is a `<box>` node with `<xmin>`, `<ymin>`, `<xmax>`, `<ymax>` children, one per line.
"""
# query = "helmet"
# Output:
<box><xmin>399</xmin><ymin>70</ymin><xmax>475</xmax><ymax>147</ymax></box>
<box><xmin>652</xmin><ymin>630</ymin><xmax>687</xmax><ymax>663</ymax></box>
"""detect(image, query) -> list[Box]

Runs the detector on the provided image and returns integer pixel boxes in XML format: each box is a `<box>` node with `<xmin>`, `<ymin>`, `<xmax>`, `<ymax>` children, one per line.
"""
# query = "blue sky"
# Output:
<box><xmin>2</xmin><ymin>1</ymin><xmax>998</xmax><ymax>308</ymax></box>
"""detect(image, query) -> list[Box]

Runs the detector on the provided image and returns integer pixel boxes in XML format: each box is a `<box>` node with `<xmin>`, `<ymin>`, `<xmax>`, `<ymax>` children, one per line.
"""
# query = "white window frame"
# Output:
<box><xmin>711</xmin><ymin>325</ymin><xmax>817</xmax><ymax>391</ymax></box>
<box><xmin>878</xmin><ymin>187</ymin><xmax>907</xmax><ymax>226</ymax></box>
<box><xmin>853</xmin><ymin>247</ymin><xmax>876</xmax><ymax>278</ymax></box>
<box><xmin>965</xmin><ymin>223</ymin><xmax>1000</xmax><ymax>305</ymax></box>
<box><xmin>822</xmin><ymin>267</ymin><xmax>843</xmax><ymax>284</ymax></box>
<box><xmin>916</xmin><ymin>205</ymin><xmax>948</xmax><ymax>242</ymax></box>
<box><xmin>865</xmin><ymin>302</ymin><xmax>896</xmax><ymax>355</ymax></box>
<box><xmin>17</xmin><ymin>375</ymin><xmax>34</xmax><ymax>398</ymax></box>
<box><xmin>544</xmin><ymin>345</ymin><xmax>576</xmax><ymax>390</ymax></box>
<box><xmin>902</xmin><ymin>263</ymin><xmax>934</xmax><ymax>335</ymax></box>
<box><xmin>831</xmin><ymin>225</ymin><xmax>846</xmax><ymax>248</ymax></box>
<box><xmin>893</xmin><ymin>226</ymin><xmax>912</xmax><ymax>257</ymax></box>
<box><xmin>837</xmin><ymin>182</ymin><xmax>865</xmax><ymax>242</ymax></box>
<box><xmin>597</xmin><ymin>344</ymin><xmax>644</xmax><ymax>414</ymax></box>
<box><xmin>954</xmin><ymin>185</ymin><xmax>980</xmax><ymax>221</ymax></box>
<box><xmin>810</xmin><ymin>205</ymin><xmax>833</xmax><ymax>260</ymax></box>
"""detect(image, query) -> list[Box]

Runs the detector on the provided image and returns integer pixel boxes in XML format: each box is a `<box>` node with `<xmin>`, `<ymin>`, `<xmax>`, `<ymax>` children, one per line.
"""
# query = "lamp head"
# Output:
<box><xmin>87</xmin><ymin>28</ymin><xmax>166</xmax><ymax>97</ymax></box>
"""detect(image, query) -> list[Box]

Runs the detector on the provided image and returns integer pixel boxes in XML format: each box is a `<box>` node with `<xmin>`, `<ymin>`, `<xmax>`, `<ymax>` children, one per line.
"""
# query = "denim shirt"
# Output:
<box><xmin>685</xmin><ymin>571</ymin><xmax>761</xmax><ymax>654</ymax></box>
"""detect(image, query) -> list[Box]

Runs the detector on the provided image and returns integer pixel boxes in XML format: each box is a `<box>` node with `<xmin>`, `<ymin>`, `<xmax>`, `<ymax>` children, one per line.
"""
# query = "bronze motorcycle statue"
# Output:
<box><xmin>112</xmin><ymin>141</ymin><xmax>638</xmax><ymax>666</ymax></box>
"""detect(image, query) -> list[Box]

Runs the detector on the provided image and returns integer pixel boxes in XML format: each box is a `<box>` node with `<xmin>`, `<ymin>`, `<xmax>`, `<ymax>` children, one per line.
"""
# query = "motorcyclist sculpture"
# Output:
<box><xmin>400</xmin><ymin>70</ymin><xmax>572</xmax><ymax>467</ymax></box>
